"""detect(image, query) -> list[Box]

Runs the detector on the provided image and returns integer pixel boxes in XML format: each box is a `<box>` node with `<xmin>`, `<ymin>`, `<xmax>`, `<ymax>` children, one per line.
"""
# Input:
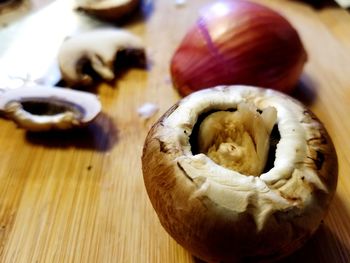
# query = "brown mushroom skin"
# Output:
<box><xmin>142</xmin><ymin>87</ymin><xmax>338</xmax><ymax>262</ymax></box>
<box><xmin>76</xmin><ymin>0</ymin><xmax>139</xmax><ymax>22</ymax></box>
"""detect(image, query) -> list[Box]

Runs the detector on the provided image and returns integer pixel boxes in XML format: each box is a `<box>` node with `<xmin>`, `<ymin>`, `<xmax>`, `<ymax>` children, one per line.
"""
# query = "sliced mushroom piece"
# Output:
<box><xmin>0</xmin><ymin>0</ymin><xmax>22</xmax><ymax>14</ymax></box>
<box><xmin>0</xmin><ymin>84</ymin><xmax>101</xmax><ymax>131</ymax></box>
<box><xmin>58</xmin><ymin>28</ymin><xmax>145</xmax><ymax>87</ymax></box>
<box><xmin>75</xmin><ymin>0</ymin><xmax>139</xmax><ymax>22</ymax></box>
<box><xmin>142</xmin><ymin>85</ymin><xmax>338</xmax><ymax>262</ymax></box>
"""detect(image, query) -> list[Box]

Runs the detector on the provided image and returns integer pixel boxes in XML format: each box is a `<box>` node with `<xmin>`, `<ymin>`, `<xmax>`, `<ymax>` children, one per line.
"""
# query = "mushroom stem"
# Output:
<box><xmin>197</xmin><ymin>103</ymin><xmax>277</xmax><ymax>176</ymax></box>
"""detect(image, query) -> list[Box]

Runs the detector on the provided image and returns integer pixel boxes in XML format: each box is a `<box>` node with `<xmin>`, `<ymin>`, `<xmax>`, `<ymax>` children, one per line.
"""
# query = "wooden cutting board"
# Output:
<box><xmin>0</xmin><ymin>0</ymin><xmax>349</xmax><ymax>262</ymax></box>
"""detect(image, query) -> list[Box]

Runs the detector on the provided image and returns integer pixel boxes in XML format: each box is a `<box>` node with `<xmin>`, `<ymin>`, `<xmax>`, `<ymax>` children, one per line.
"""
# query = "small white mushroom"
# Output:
<box><xmin>58</xmin><ymin>28</ymin><xmax>145</xmax><ymax>87</ymax></box>
<box><xmin>76</xmin><ymin>0</ymin><xmax>139</xmax><ymax>21</ymax></box>
<box><xmin>0</xmin><ymin>84</ymin><xmax>101</xmax><ymax>131</ymax></box>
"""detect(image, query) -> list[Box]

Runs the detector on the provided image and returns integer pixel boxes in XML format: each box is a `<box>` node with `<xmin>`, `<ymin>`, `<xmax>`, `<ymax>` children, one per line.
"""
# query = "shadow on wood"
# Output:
<box><xmin>192</xmin><ymin>194</ymin><xmax>350</xmax><ymax>263</ymax></box>
<box><xmin>292</xmin><ymin>73</ymin><xmax>318</xmax><ymax>106</ymax></box>
<box><xmin>279</xmin><ymin>220</ymin><xmax>350</xmax><ymax>262</ymax></box>
<box><xmin>292</xmin><ymin>0</ymin><xmax>339</xmax><ymax>9</ymax></box>
<box><xmin>25</xmin><ymin>112</ymin><xmax>119</xmax><ymax>151</ymax></box>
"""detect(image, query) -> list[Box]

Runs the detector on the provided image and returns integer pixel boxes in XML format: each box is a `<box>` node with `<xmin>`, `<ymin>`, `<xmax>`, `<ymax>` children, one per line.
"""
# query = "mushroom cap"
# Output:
<box><xmin>76</xmin><ymin>0</ymin><xmax>139</xmax><ymax>21</ymax></box>
<box><xmin>0</xmin><ymin>84</ymin><xmax>101</xmax><ymax>131</ymax></box>
<box><xmin>142</xmin><ymin>85</ymin><xmax>338</xmax><ymax>262</ymax></box>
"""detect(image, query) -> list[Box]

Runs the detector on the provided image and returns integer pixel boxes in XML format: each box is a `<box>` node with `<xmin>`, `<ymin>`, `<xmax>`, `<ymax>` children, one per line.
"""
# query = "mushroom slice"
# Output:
<box><xmin>76</xmin><ymin>0</ymin><xmax>139</xmax><ymax>21</ymax></box>
<box><xmin>0</xmin><ymin>85</ymin><xmax>101</xmax><ymax>131</ymax></box>
<box><xmin>58</xmin><ymin>28</ymin><xmax>145</xmax><ymax>87</ymax></box>
<box><xmin>142</xmin><ymin>85</ymin><xmax>338</xmax><ymax>262</ymax></box>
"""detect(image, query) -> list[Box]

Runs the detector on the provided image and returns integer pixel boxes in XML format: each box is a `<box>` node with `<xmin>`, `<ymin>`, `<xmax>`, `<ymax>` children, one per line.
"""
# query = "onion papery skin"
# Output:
<box><xmin>170</xmin><ymin>0</ymin><xmax>308</xmax><ymax>96</ymax></box>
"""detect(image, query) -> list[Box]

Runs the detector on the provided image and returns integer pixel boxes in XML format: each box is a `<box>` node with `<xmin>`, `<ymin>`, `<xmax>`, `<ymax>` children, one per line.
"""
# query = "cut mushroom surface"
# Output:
<box><xmin>0</xmin><ymin>84</ymin><xmax>101</xmax><ymax>131</ymax></box>
<box><xmin>142</xmin><ymin>85</ymin><xmax>338</xmax><ymax>262</ymax></box>
<box><xmin>58</xmin><ymin>28</ymin><xmax>145</xmax><ymax>87</ymax></box>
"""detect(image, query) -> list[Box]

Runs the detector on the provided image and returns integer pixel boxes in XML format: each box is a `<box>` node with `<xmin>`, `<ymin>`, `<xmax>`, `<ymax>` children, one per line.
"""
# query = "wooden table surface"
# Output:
<box><xmin>0</xmin><ymin>0</ymin><xmax>350</xmax><ymax>262</ymax></box>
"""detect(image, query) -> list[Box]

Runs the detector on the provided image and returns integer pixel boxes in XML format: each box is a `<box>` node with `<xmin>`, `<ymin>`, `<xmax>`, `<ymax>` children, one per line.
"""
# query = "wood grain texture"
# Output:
<box><xmin>0</xmin><ymin>0</ymin><xmax>350</xmax><ymax>262</ymax></box>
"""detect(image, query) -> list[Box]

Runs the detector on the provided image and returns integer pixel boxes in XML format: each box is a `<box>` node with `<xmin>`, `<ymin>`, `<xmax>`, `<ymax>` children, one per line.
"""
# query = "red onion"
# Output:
<box><xmin>170</xmin><ymin>0</ymin><xmax>307</xmax><ymax>96</ymax></box>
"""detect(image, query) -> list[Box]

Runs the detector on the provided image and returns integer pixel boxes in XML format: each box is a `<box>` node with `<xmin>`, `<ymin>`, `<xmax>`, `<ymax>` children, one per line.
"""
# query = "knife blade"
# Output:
<box><xmin>0</xmin><ymin>0</ymin><xmax>109</xmax><ymax>130</ymax></box>
<box><xmin>0</xmin><ymin>0</ymin><xmax>110</xmax><ymax>87</ymax></box>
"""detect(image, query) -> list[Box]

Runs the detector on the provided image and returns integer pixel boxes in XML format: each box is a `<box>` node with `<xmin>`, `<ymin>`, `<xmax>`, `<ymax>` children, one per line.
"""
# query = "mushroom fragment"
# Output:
<box><xmin>137</xmin><ymin>102</ymin><xmax>159</xmax><ymax>119</ymax></box>
<box><xmin>142</xmin><ymin>85</ymin><xmax>338</xmax><ymax>262</ymax></box>
<box><xmin>0</xmin><ymin>0</ymin><xmax>22</xmax><ymax>15</ymax></box>
<box><xmin>76</xmin><ymin>0</ymin><xmax>139</xmax><ymax>21</ymax></box>
<box><xmin>0</xmin><ymin>84</ymin><xmax>101</xmax><ymax>131</ymax></box>
<box><xmin>58</xmin><ymin>28</ymin><xmax>145</xmax><ymax>87</ymax></box>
